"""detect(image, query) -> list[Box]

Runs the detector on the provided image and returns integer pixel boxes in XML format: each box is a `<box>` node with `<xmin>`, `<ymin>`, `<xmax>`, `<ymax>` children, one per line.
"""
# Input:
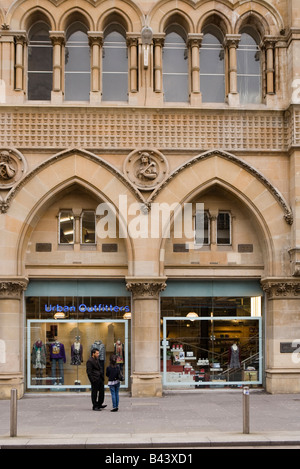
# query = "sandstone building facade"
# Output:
<box><xmin>0</xmin><ymin>0</ymin><xmax>300</xmax><ymax>398</ymax></box>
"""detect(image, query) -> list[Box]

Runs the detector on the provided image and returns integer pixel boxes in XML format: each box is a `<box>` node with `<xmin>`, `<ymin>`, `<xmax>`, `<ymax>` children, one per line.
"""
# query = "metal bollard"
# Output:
<box><xmin>243</xmin><ymin>386</ymin><xmax>250</xmax><ymax>434</ymax></box>
<box><xmin>10</xmin><ymin>388</ymin><xmax>17</xmax><ymax>437</ymax></box>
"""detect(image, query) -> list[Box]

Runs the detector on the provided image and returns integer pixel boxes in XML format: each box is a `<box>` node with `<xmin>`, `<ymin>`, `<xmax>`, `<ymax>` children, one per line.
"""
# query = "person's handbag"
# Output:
<box><xmin>117</xmin><ymin>366</ymin><xmax>125</xmax><ymax>381</ymax></box>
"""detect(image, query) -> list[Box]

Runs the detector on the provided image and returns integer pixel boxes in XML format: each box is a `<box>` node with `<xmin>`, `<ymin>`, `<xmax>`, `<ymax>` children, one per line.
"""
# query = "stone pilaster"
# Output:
<box><xmin>126</xmin><ymin>277</ymin><xmax>167</xmax><ymax>397</ymax></box>
<box><xmin>0</xmin><ymin>278</ymin><xmax>28</xmax><ymax>399</ymax></box>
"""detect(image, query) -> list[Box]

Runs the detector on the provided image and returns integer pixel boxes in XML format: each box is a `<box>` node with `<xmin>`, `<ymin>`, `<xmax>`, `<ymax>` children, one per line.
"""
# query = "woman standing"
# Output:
<box><xmin>106</xmin><ymin>354</ymin><xmax>122</xmax><ymax>412</ymax></box>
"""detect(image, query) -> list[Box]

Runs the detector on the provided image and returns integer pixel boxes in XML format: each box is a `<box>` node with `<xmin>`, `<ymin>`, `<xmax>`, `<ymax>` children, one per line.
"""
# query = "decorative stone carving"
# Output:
<box><xmin>126</xmin><ymin>278</ymin><xmax>167</xmax><ymax>298</ymax></box>
<box><xmin>0</xmin><ymin>148</ymin><xmax>27</xmax><ymax>189</ymax></box>
<box><xmin>0</xmin><ymin>280</ymin><xmax>28</xmax><ymax>299</ymax></box>
<box><xmin>261</xmin><ymin>279</ymin><xmax>300</xmax><ymax>298</ymax></box>
<box><xmin>123</xmin><ymin>149</ymin><xmax>169</xmax><ymax>191</ymax></box>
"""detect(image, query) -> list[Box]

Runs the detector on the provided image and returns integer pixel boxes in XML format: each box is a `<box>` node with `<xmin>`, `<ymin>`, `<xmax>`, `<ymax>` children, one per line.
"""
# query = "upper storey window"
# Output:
<box><xmin>163</xmin><ymin>27</ymin><xmax>189</xmax><ymax>102</ymax></box>
<box><xmin>102</xmin><ymin>26</ymin><xmax>128</xmax><ymax>101</ymax></box>
<box><xmin>200</xmin><ymin>28</ymin><xmax>225</xmax><ymax>103</ymax></box>
<box><xmin>65</xmin><ymin>23</ymin><xmax>91</xmax><ymax>101</ymax></box>
<box><xmin>28</xmin><ymin>22</ymin><xmax>53</xmax><ymax>100</ymax></box>
<box><xmin>237</xmin><ymin>29</ymin><xmax>261</xmax><ymax>104</ymax></box>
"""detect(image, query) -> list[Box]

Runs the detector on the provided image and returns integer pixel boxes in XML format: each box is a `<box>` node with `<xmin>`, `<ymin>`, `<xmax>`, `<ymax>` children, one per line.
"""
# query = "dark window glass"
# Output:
<box><xmin>102</xmin><ymin>29</ymin><xmax>128</xmax><ymax>101</ymax></box>
<box><xmin>237</xmin><ymin>32</ymin><xmax>261</xmax><ymax>104</ymax></box>
<box><xmin>217</xmin><ymin>212</ymin><xmax>231</xmax><ymax>245</ymax></box>
<box><xmin>200</xmin><ymin>31</ymin><xmax>225</xmax><ymax>103</ymax></box>
<box><xmin>163</xmin><ymin>30</ymin><xmax>189</xmax><ymax>102</ymax></box>
<box><xmin>195</xmin><ymin>211</ymin><xmax>210</xmax><ymax>245</ymax></box>
<box><xmin>65</xmin><ymin>24</ymin><xmax>90</xmax><ymax>101</ymax></box>
<box><xmin>81</xmin><ymin>211</ymin><xmax>96</xmax><ymax>244</ymax></box>
<box><xmin>28</xmin><ymin>22</ymin><xmax>53</xmax><ymax>100</ymax></box>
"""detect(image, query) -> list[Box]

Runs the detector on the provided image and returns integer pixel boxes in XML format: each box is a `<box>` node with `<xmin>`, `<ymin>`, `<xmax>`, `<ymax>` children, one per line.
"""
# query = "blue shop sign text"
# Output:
<box><xmin>45</xmin><ymin>304</ymin><xmax>130</xmax><ymax>313</ymax></box>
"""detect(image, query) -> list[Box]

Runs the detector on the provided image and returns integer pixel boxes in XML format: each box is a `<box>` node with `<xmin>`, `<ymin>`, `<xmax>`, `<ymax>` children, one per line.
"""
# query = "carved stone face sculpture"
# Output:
<box><xmin>124</xmin><ymin>149</ymin><xmax>168</xmax><ymax>191</ymax></box>
<box><xmin>0</xmin><ymin>151</ymin><xmax>16</xmax><ymax>180</ymax></box>
<box><xmin>0</xmin><ymin>148</ymin><xmax>26</xmax><ymax>189</ymax></box>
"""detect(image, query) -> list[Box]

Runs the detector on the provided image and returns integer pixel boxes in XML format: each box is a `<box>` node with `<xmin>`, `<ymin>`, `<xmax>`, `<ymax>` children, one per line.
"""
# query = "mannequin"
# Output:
<box><xmin>114</xmin><ymin>339</ymin><xmax>125</xmax><ymax>372</ymax></box>
<box><xmin>31</xmin><ymin>339</ymin><xmax>47</xmax><ymax>383</ymax></box>
<box><xmin>229</xmin><ymin>343</ymin><xmax>241</xmax><ymax>369</ymax></box>
<box><xmin>90</xmin><ymin>340</ymin><xmax>106</xmax><ymax>373</ymax></box>
<box><xmin>71</xmin><ymin>336</ymin><xmax>83</xmax><ymax>365</ymax></box>
<box><xmin>50</xmin><ymin>337</ymin><xmax>66</xmax><ymax>385</ymax></box>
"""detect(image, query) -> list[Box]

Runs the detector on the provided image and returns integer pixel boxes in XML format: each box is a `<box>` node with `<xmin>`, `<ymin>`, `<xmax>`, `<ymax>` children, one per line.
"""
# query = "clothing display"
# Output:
<box><xmin>50</xmin><ymin>340</ymin><xmax>66</xmax><ymax>385</ymax></box>
<box><xmin>91</xmin><ymin>340</ymin><xmax>106</xmax><ymax>373</ymax></box>
<box><xmin>71</xmin><ymin>339</ymin><xmax>83</xmax><ymax>365</ymax></box>
<box><xmin>31</xmin><ymin>340</ymin><xmax>47</xmax><ymax>369</ymax></box>
<box><xmin>114</xmin><ymin>340</ymin><xmax>124</xmax><ymax>364</ymax></box>
<box><xmin>229</xmin><ymin>344</ymin><xmax>241</xmax><ymax>369</ymax></box>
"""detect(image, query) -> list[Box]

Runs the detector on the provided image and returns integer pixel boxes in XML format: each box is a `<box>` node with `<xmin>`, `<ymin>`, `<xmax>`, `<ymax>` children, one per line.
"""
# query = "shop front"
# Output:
<box><xmin>160</xmin><ymin>280</ymin><xmax>264</xmax><ymax>389</ymax></box>
<box><xmin>25</xmin><ymin>280</ymin><xmax>131</xmax><ymax>392</ymax></box>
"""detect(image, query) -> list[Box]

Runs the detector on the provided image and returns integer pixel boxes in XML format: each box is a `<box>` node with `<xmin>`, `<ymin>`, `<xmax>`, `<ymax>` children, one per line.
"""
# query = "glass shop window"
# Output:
<box><xmin>65</xmin><ymin>22</ymin><xmax>91</xmax><ymax>101</ymax></box>
<box><xmin>163</xmin><ymin>27</ymin><xmax>189</xmax><ymax>103</ymax></box>
<box><xmin>200</xmin><ymin>28</ymin><xmax>225</xmax><ymax>103</ymax></box>
<box><xmin>217</xmin><ymin>211</ymin><xmax>231</xmax><ymax>245</ymax></box>
<box><xmin>59</xmin><ymin>210</ymin><xmax>74</xmax><ymax>244</ymax></box>
<box><xmin>81</xmin><ymin>211</ymin><xmax>96</xmax><ymax>244</ymax></box>
<box><xmin>28</xmin><ymin>22</ymin><xmax>53</xmax><ymax>100</ymax></box>
<box><xmin>102</xmin><ymin>26</ymin><xmax>128</xmax><ymax>101</ymax></box>
<box><xmin>237</xmin><ymin>29</ymin><xmax>261</xmax><ymax>104</ymax></box>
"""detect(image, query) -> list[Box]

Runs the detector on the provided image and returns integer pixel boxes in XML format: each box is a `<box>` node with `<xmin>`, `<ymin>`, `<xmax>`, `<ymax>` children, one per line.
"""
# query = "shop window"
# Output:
<box><xmin>28</xmin><ymin>22</ymin><xmax>53</xmax><ymax>100</ymax></box>
<box><xmin>65</xmin><ymin>22</ymin><xmax>91</xmax><ymax>101</ymax></box>
<box><xmin>102</xmin><ymin>26</ymin><xmax>128</xmax><ymax>101</ymax></box>
<box><xmin>163</xmin><ymin>27</ymin><xmax>189</xmax><ymax>102</ymax></box>
<box><xmin>81</xmin><ymin>210</ymin><xmax>96</xmax><ymax>244</ymax></box>
<box><xmin>237</xmin><ymin>29</ymin><xmax>261</xmax><ymax>104</ymax></box>
<box><xmin>217</xmin><ymin>211</ymin><xmax>231</xmax><ymax>245</ymax></box>
<box><xmin>194</xmin><ymin>210</ymin><xmax>210</xmax><ymax>246</ymax></box>
<box><xmin>200</xmin><ymin>28</ymin><xmax>225</xmax><ymax>103</ymax></box>
<box><xmin>59</xmin><ymin>210</ymin><xmax>74</xmax><ymax>244</ymax></box>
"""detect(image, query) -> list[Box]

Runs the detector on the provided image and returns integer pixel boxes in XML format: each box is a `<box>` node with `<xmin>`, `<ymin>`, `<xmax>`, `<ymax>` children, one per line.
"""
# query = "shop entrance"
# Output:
<box><xmin>161</xmin><ymin>296</ymin><xmax>263</xmax><ymax>388</ymax></box>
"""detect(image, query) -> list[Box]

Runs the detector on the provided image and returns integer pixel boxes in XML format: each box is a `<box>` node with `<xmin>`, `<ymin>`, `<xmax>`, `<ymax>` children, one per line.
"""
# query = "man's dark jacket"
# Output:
<box><xmin>86</xmin><ymin>356</ymin><xmax>103</xmax><ymax>384</ymax></box>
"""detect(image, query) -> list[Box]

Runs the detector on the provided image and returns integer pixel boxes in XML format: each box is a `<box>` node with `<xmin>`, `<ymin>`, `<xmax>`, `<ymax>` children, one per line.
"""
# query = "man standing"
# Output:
<box><xmin>86</xmin><ymin>348</ymin><xmax>106</xmax><ymax>411</ymax></box>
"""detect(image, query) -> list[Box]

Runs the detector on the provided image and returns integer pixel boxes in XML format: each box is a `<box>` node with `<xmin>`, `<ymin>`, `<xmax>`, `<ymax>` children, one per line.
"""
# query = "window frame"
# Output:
<box><xmin>80</xmin><ymin>210</ymin><xmax>96</xmax><ymax>245</ymax></box>
<box><xmin>58</xmin><ymin>210</ymin><xmax>75</xmax><ymax>245</ymax></box>
<box><xmin>216</xmin><ymin>211</ymin><xmax>232</xmax><ymax>246</ymax></box>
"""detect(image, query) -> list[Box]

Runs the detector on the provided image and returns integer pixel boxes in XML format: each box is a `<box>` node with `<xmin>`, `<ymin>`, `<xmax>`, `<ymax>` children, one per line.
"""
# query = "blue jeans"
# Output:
<box><xmin>109</xmin><ymin>382</ymin><xmax>120</xmax><ymax>409</ymax></box>
<box><xmin>51</xmin><ymin>358</ymin><xmax>64</xmax><ymax>385</ymax></box>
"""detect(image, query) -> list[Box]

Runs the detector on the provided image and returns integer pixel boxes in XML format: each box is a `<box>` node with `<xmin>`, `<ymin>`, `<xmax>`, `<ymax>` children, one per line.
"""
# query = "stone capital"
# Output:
<box><xmin>261</xmin><ymin>278</ymin><xmax>300</xmax><ymax>299</ymax></box>
<box><xmin>0</xmin><ymin>278</ymin><xmax>28</xmax><ymax>299</ymax></box>
<box><xmin>126</xmin><ymin>277</ymin><xmax>167</xmax><ymax>298</ymax></box>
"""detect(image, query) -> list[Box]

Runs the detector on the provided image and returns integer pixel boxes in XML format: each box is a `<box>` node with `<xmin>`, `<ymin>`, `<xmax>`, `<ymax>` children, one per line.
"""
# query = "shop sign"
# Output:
<box><xmin>44</xmin><ymin>304</ymin><xmax>130</xmax><ymax>313</ymax></box>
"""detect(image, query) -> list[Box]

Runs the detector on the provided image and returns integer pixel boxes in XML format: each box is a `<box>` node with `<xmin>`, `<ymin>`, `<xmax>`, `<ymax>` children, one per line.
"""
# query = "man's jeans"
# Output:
<box><xmin>109</xmin><ymin>382</ymin><xmax>120</xmax><ymax>409</ymax></box>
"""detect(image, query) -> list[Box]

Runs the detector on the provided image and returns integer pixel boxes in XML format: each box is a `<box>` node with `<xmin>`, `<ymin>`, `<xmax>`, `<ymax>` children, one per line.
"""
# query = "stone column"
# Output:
<box><xmin>261</xmin><ymin>278</ymin><xmax>300</xmax><ymax>393</ymax></box>
<box><xmin>225</xmin><ymin>34</ymin><xmax>240</xmax><ymax>106</ymax></box>
<box><xmin>88</xmin><ymin>32</ymin><xmax>103</xmax><ymax>104</ymax></box>
<box><xmin>126</xmin><ymin>277</ymin><xmax>167</xmax><ymax>397</ymax></box>
<box><xmin>14</xmin><ymin>33</ymin><xmax>27</xmax><ymax>93</ymax></box>
<box><xmin>188</xmin><ymin>34</ymin><xmax>202</xmax><ymax>106</ymax></box>
<box><xmin>153</xmin><ymin>34</ymin><xmax>165</xmax><ymax>94</ymax></box>
<box><xmin>0</xmin><ymin>278</ymin><xmax>28</xmax><ymax>399</ymax></box>
<box><xmin>263</xmin><ymin>36</ymin><xmax>276</xmax><ymax>95</ymax></box>
<box><xmin>127</xmin><ymin>34</ymin><xmax>139</xmax><ymax>94</ymax></box>
<box><xmin>49</xmin><ymin>31</ymin><xmax>65</xmax><ymax>104</ymax></box>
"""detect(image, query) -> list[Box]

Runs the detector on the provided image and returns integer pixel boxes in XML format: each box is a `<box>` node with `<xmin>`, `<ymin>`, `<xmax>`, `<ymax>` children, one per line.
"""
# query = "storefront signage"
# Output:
<box><xmin>44</xmin><ymin>304</ymin><xmax>130</xmax><ymax>313</ymax></box>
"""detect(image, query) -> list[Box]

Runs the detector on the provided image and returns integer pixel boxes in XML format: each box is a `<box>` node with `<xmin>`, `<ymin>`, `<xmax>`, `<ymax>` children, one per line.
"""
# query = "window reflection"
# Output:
<box><xmin>28</xmin><ymin>22</ymin><xmax>53</xmax><ymax>100</ymax></box>
<box><xmin>102</xmin><ymin>27</ymin><xmax>128</xmax><ymax>101</ymax></box>
<box><xmin>163</xmin><ymin>27</ymin><xmax>189</xmax><ymax>102</ymax></box>
<box><xmin>200</xmin><ymin>28</ymin><xmax>225</xmax><ymax>103</ymax></box>
<box><xmin>81</xmin><ymin>211</ymin><xmax>96</xmax><ymax>244</ymax></box>
<box><xmin>65</xmin><ymin>23</ymin><xmax>90</xmax><ymax>101</ymax></box>
<box><xmin>237</xmin><ymin>30</ymin><xmax>261</xmax><ymax>104</ymax></box>
<box><xmin>59</xmin><ymin>210</ymin><xmax>74</xmax><ymax>244</ymax></box>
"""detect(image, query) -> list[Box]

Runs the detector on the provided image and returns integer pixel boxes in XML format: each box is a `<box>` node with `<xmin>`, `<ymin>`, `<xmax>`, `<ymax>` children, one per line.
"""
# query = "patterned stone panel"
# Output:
<box><xmin>0</xmin><ymin>107</ymin><xmax>291</xmax><ymax>152</ymax></box>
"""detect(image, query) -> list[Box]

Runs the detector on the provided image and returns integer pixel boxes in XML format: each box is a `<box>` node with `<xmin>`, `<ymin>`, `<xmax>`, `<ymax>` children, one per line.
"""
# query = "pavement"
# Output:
<box><xmin>1</xmin><ymin>389</ymin><xmax>300</xmax><ymax>449</ymax></box>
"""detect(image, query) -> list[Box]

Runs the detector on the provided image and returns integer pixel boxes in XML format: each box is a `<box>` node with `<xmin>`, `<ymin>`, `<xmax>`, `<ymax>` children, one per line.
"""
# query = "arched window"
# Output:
<box><xmin>65</xmin><ymin>22</ymin><xmax>90</xmax><ymax>101</ymax></box>
<box><xmin>163</xmin><ymin>27</ymin><xmax>189</xmax><ymax>102</ymax></box>
<box><xmin>28</xmin><ymin>22</ymin><xmax>53</xmax><ymax>100</ymax></box>
<box><xmin>102</xmin><ymin>26</ymin><xmax>128</xmax><ymax>101</ymax></box>
<box><xmin>237</xmin><ymin>29</ymin><xmax>261</xmax><ymax>104</ymax></box>
<box><xmin>200</xmin><ymin>28</ymin><xmax>225</xmax><ymax>103</ymax></box>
